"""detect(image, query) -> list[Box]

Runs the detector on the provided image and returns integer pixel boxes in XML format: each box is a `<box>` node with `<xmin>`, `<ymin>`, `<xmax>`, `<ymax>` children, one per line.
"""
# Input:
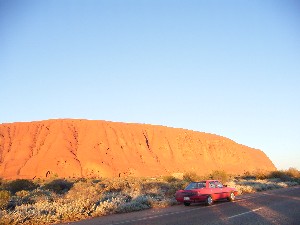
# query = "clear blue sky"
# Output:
<box><xmin>1</xmin><ymin>0</ymin><xmax>299</xmax><ymax>170</ymax></box>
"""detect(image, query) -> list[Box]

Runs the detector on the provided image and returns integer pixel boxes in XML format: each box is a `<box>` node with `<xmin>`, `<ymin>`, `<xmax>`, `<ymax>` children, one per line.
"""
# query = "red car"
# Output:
<box><xmin>175</xmin><ymin>180</ymin><xmax>238</xmax><ymax>206</ymax></box>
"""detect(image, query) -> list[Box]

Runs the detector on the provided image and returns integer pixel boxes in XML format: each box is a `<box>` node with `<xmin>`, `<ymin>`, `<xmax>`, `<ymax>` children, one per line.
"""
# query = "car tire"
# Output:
<box><xmin>228</xmin><ymin>192</ymin><xmax>235</xmax><ymax>202</ymax></box>
<box><xmin>184</xmin><ymin>202</ymin><xmax>191</xmax><ymax>206</ymax></box>
<box><xmin>205</xmin><ymin>195</ymin><xmax>213</xmax><ymax>206</ymax></box>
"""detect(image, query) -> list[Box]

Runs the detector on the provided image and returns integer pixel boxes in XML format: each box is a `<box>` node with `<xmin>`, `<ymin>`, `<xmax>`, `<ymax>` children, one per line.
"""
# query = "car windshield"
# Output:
<box><xmin>185</xmin><ymin>182</ymin><xmax>206</xmax><ymax>190</ymax></box>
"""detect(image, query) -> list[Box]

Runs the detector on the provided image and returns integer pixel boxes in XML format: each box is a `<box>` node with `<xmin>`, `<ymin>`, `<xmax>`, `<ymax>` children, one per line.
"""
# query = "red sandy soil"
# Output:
<box><xmin>0</xmin><ymin>119</ymin><xmax>276</xmax><ymax>180</ymax></box>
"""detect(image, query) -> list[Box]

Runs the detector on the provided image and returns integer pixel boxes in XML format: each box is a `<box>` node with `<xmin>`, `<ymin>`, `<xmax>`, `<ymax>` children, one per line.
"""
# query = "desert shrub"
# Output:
<box><xmin>162</xmin><ymin>175</ymin><xmax>178</xmax><ymax>183</ymax></box>
<box><xmin>9</xmin><ymin>196</ymin><xmax>34</xmax><ymax>208</ymax></box>
<box><xmin>66</xmin><ymin>180</ymin><xmax>102</xmax><ymax>202</ymax></box>
<box><xmin>227</xmin><ymin>177</ymin><xmax>300</xmax><ymax>195</ymax></box>
<box><xmin>141</xmin><ymin>179</ymin><xmax>187</xmax><ymax>199</ymax></box>
<box><xmin>183</xmin><ymin>172</ymin><xmax>200</xmax><ymax>182</ymax></box>
<box><xmin>141</xmin><ymin>181</ymin><xmax>165</xmax><ymax>194</ymax></box>
<box><xmin>115</xmin><ymin>195</ymin><xmax>151</xmax><ymax>214</ymax></box>
<box><xmin>42</xmin><ymin>179</ymin><xmax>73</xmax><ymax>194</ymax></box>
<box><xmin>74</xmin><ymin>177</ymin><xmax>88</xmax><ymax>183</ymax></box>
<box><xmin>102</xmin><ymin>177</ymin><xmax>144</xmax><ymax>198</ymax></box>
<box><xmin>268</xmin><ymin>171</ymin><xmax>292</xmax><ymax>182</ymax></box>
<box><xmin>95</xmin><ymin>178</ymin><xmax>132</xmax><ymax>195</ymax></box>
<box><xmin>281</xmin><ymin>181</ymin><xmax>298</xmax><ymax>187</ymax></box>
<box><xmin>126</xmin><ymin>178</ymin><xmax>144</xmax><ymax>196</ymax></box>
<box><xmin>0</xmin><ymin>190</ymin><xmax>10</xmax><ymax>209</ymax></box>
<box><xmin>209</xmin><ymin>170</ymin><xmax>229</xmax><ymax>183</ymax></box>
<box><xmin>164</xmin><ymin>180</ymin><xmax>186</xmax><ymax>198</ymax></box>
<box><xmin>241</xmin><ymin>171</ymin><xmax>256</xmax><ymax>180</ymax></box>
<box><xmin>15</xmin><ymin>190</ymin><xmax>30</xmax><ymax>198</ymax></box>
<box><xmin>5</xmin><ymin>179</ymin><xmax>38</xmax><ymax>194</ymax></box>
<box><xmin>286</xmin><ymin>167</ymin><xmax>300</xmax><ymax>179</ymax></box>
<box><xmin>266</xmin><ymin>168</ymin><xmax>300</xmax><ymax>183</ymax></box>
<box><xmin>252</xmin><ymin>170</ymin><xmax>270</xmax><ymax>180</ymax></box>
<box><xmin>241</xmin><ymin>169</ymin><xmax>300</xmax><ymax>182</ymax></box>
<box><xmin>2</xmin><ymin>189</ymin><xmax>53</xmax><ymax>211</ymax></box>
<box><xmin>28</xmin><ymin>189</ymin><xmax>56</xmax><ymax>204</ymax></box>
<box><xmin>225</xmin><ymin>180</ymin><xmax>254</xmax><ymax>194</ymax></box>
<box><xmin>0</xmin><ymin>200</ymin><xmax>60</xmax><ymax>225</ymax></box>
<box><xmin>92</xmin><ymin>195</ymin><xmax>130</xmax><ymax>216</ymax></box>
<box><xmin>8</xmin><ymin>190</ymin><xmax>34</xmax><ymax>207</ymax></box>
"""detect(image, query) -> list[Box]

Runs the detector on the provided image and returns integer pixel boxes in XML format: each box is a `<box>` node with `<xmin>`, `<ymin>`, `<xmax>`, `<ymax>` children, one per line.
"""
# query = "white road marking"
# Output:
<box><xmin>110</xmin><ymin>205</ymin><xmax>218</xmax><ymax>225</ymax></box>
<box><xmin>227</xmin><ymin>207</ymin><xmax>263</xmax><ymax>219</ymax></box>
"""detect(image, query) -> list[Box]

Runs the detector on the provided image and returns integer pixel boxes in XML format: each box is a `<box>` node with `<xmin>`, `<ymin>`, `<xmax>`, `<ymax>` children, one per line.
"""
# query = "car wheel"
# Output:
<box><xmin>205</xmin><ymin>195</ymin><xmax>213</xmax><ymax>206</ymax></box>
<box><xmin>184</xmin><ymin>202</ymin><xmax>191</xmax><ymax>206</ymax></box>
<box><xmin>228</xmin><ymin>192</ymin><xmax>235</xmax><ymax>202</ymax></box>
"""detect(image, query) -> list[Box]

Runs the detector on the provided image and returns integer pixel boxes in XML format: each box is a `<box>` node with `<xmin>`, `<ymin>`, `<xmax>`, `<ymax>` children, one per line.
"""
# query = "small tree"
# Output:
<box><xmin>183</xmin><ymin>172</ymin><xmax>200</xmax><ymax>182</ymax></box>
<box><xmin>209</xmin><ymin>170</ymin><xmax>229</xmax><ymax>183</ymax></box>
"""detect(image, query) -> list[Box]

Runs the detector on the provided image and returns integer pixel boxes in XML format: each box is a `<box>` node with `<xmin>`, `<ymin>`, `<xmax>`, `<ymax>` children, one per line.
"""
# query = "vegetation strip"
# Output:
<box><xmin>0</xmin><ymin>168</ymin><xmax>299</xmax><ymax>225</ymax></box>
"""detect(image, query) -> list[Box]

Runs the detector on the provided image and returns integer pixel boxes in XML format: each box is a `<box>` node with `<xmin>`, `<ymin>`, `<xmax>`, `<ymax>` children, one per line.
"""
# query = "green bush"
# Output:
<box><xmin>183</xmin><ymin>172</ymin><xmax>200</xmax><ymax>182</ymax></box>
<box><xmin>209</xmin><ymin>170</ymin><xmax>229</xmax><ymax>183</ymax></box>
<box><xmin>268</xmin><ymin>170</ymin><xmax>292</xmax><ymax>181</ymax></box>
<box><xmin>162</xmin><ymin>175</ymin><xmax>178</xmax><ymax>183</ymax></box>
<box><xmin>5</xmin><ymin>179</ymin><xmax>38</xmax><ymax>194</ymax></box>
<box><xmin>0</xmin><ymin>190</ymin><xmax>10</xmax><ymax>209</ymax></box>
<box><xmin>253</xmin><ymin>170</ymin><xmax>269</xmax><ymax>180</ymax></box>
<box><xmin>42</xmin><ymin>179</ymin><xmax>73</xmax><ymax>194</ymax></box>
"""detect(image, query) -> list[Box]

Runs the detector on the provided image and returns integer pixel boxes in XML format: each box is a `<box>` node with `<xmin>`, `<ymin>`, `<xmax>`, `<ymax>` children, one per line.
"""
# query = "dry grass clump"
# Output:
<box><xmin>0</xmin><ymin>168</ymin><xmax>299</xmax><ymax>224</ymax></box>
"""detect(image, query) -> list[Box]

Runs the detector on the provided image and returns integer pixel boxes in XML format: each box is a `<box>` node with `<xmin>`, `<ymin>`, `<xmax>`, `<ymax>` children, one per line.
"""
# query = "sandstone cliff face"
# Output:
<box><xmin>0</xmin><ymin>119</ymin><xmax>276</xmax><ymax>179</ymax></box>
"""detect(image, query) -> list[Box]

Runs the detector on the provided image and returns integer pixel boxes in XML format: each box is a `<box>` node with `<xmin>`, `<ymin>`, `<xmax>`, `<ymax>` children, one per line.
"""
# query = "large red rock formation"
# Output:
<box><xmin>0</xmin><ymin>119</ymin><xmax>276</xmax><ymax>179</ymax></box>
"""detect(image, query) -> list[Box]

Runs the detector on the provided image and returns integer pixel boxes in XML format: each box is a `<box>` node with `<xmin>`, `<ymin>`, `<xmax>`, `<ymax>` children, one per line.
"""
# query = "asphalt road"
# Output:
<box><xmin>64</xmin><ymin>186</ymin><xmax>300</xmax><ymax>225</ymax></box>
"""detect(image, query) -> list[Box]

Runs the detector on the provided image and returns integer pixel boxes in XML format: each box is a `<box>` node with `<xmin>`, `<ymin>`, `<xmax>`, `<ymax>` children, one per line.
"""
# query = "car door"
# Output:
<box><xmin>214</xmin><ymin>181</ymin><xmax>225</xmax><ymax>199</ymax></box>
<box><xmin>209</xmin><ymin>181</ymin><xmax>221</xmax><ymax>199</ymax></box>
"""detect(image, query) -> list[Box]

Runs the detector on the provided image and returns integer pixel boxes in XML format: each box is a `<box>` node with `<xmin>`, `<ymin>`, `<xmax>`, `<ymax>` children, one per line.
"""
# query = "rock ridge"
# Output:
<box><xmin>0</xmin><ymin>119</ymin><xmax>276</xmax><ymax>179</ymax></box>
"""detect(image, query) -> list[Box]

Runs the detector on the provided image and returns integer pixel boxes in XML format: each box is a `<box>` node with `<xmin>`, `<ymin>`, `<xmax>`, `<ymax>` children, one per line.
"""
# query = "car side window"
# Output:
<box><xmin>197</xmin><ymin>182</ymin><xmax>205</xmax><ymax>188</ymax></box>
<box><xmin>215</xmin><ymin>181</ymin><xmax>223</xmax><ymax>188</ymax></box>
<box><xmin>209</xmin><ymin>182</ymin><xmax>216</xmax><ymax>188</ymax></box>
